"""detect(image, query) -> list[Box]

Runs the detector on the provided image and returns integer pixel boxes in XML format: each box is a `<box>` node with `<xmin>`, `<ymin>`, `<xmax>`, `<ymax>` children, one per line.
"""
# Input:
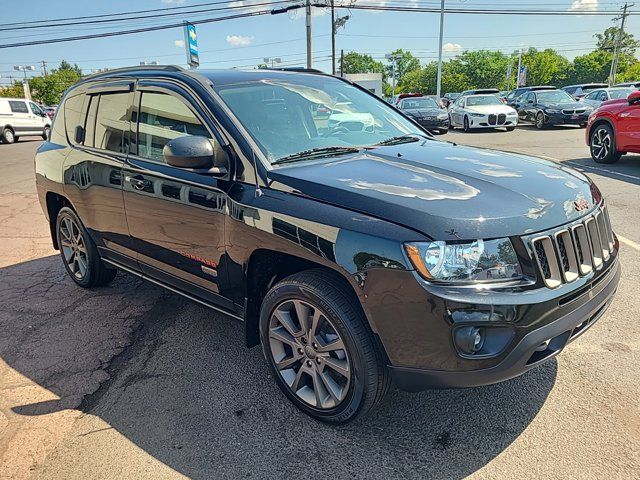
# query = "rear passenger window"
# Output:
<box><xmin>136</xmin><ymin>92</ymin><xmax>210</xmax><ymax>162</ymax></box>
<box><xmin>62</xmin><ymin>94</ymin><xmax>85</xmax><ymax>145</ymax></box>
<box><xmin>9</xmin><ymin>101</ymin><xmax>28</xmax><ymax>113</ymax></box>
<box><xmin>94</xmin><ymin>93</ymin><xmax>130</xmax><ymax>153</ymax></box>
<box><xmin>84</xmin><ymin>96</ymin><xmax>98</xmax><ymax>148</ymax></box>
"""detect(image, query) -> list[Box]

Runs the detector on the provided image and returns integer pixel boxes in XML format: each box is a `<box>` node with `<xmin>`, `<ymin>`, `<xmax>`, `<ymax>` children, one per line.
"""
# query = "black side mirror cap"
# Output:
<box><xmin>74</xmin><ymin>125</ymin><xmax>85</xmax><ymax>144</ymax></box>
<box><xmin>163</xmin><ymin>135</ymin><xmax>229</xmax><ymax>177</ymax></box>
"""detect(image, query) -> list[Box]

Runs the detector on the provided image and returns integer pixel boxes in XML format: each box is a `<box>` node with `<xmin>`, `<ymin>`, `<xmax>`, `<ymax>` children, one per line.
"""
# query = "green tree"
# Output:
<box><xmin>570</xmin><ymin>50</ymin><xmax>613</xmax><ymax>84</ymax></box>
<box><xmin>0</xmin><ymin>82</ymin><xmax>26</xmax><ymax>98</ymax></box>
<box><xmin>519</xmin><ymin>48</ymin><xmax>572</xmax><ymax>87</ymax></box>
<box><xmin>595</xmin><ymin>26</ymin><xmax>639</xmax><ymax>57</ymax></box>
<box><xmin>341</xmin><ymin>52</ymin><xmax>384</xmax><ymax>75</ymax></box>
<box><xmin>29</xmin><ymin>60</ymin><xmax>83</xmax><ymax>105</ymax></box>
<box><xmin>385</xmin><ymin>49</ymin><xmax>420</xmax><ymax>89</ymax></box>
<box><xmin>449</xmin><ymin>50</ymin><xmax>510</xmax><ymax>89</ymax></box>
<box><xmin>619</xmin><ymin>61</ymin><xmax>640</xmax><ymax>81</ymax></box>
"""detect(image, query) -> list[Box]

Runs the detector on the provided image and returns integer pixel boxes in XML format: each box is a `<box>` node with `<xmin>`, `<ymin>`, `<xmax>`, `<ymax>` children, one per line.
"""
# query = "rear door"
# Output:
<box><xmin>62</xmin><ymin>81</ymin><xmax>136</xmax><ymax>269</ymax></box>
<box><xmin>616</xmin><ymin>100</ymin><xmax>640</xmax><ymax>151</ymax></box>
<box><xmin>121</xmin><ymin>80</ymin><xmax>235</xmax><ymax>311</ymax></box>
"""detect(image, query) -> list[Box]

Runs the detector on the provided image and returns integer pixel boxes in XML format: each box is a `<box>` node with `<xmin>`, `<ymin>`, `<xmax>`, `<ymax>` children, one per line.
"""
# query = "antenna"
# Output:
<box><xmin>252</xmin><ymin>150</ymin><xmax>263</xmax><ymax>198</ymax></box>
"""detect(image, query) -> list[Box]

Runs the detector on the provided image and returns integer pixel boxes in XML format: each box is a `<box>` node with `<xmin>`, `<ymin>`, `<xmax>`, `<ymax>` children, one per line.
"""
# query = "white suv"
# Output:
<box><xmin>0</xmin><ymin>98</ymin><xmax>51</xmax><ymax>144</ymax></box>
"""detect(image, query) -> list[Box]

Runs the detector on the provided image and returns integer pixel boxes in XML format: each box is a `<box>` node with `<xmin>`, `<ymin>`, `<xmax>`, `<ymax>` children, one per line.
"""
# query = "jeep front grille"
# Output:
<box><xmin>530</xmin><ymin>205</ymin><xmax>615</xmax><ymax>288</ymax></box>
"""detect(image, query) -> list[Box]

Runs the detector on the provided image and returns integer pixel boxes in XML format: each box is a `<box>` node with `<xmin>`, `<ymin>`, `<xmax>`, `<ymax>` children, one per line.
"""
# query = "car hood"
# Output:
<box><xmin>404</xmin><ymin>108</ymin><xmax>444</xmax><ymax>116</ymax></box>
<box><xmin>540</xmin><ymin>101</ymin><xmax>585</xmax><ymax>109</ymax></box>
<box><xmin>466</xmin><ymin>104</ymin><xmax>515</xmax><ymax>114</ymax></box>
<box><xmin>267</xmin><ymin>140</ymin><xmax>600</xmax><ymax>240</ymax></box>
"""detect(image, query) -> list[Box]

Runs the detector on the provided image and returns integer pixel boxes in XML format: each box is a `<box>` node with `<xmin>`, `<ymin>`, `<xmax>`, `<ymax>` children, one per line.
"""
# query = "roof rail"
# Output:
<box><xmin>265</xmin><ymin>67</ymin><xmax>326</xmax><ymax>74</ymax></box>
<box><xmin>80</xmin><ymin>65</ymin><xmax>185</xmax><ymax>82</ymax></box>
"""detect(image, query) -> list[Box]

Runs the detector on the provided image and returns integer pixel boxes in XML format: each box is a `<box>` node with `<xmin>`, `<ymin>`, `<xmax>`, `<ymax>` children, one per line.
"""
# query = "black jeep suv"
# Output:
<box><xmin>36</xmin><ymin>66</ymin><xmax>620</xmax><ymax>424</ymax></box>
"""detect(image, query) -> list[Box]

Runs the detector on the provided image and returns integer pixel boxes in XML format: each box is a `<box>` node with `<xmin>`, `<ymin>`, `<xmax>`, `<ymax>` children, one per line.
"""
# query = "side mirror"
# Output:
<box><xmin>163</xmin><ymin>135</ymin><xmax>228</xmax><ymax>176</ymax></box>
<box><xmin>74</xmin><ymin>125</ymin><xmax>85</xmax><ymax>144</ymax></box>
<box><xmin>628</xmin><ymin>90</ymin><xmax>640</xmax><ymax>105</ymax></box>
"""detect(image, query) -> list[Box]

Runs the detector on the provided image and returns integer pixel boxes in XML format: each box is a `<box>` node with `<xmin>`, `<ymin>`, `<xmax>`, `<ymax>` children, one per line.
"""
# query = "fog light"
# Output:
<box><xmin>454</xmin><ymin>326</ymin><xmax>485</xmax><ymax>354</ymax></box>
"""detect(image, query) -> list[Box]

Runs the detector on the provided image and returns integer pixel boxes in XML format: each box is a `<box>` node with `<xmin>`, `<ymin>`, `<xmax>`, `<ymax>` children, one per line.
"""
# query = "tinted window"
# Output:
<box><xmin>29</xmin><ymin>102</ymin><xmax>44</xmax><ymax>116</ymax></box>
<box><xmin>94</xmin><ymin>93</ymin><xmax>130</xmax><ymax>153</ymax></box>
<box><xmin>609</xmin><ymin>88</ymin><xmax>634</xmax><ymax>99</ymax></box>
<box><xmin>84</xmin><ymin>95</ymin><xmax>98</xmax><ymax>148</ymax></box>
<box><xmin>137</xmin><ymin>92</ymin><xmax>210</xmax><ymax>162</ymax></box>
<box><xmin>9</xmin><ymin>101</ymin><xmax>28</xmax><ymax>113</ymax></box>
<box><xmin>63</xmin><ymin>94</ymin><xmax>85</xmax><ymax>145</ymax></box>
<box><xmin>584</xmin><ymin>90</ymin><xmax>599</xmax><ymax>100</ymax></box>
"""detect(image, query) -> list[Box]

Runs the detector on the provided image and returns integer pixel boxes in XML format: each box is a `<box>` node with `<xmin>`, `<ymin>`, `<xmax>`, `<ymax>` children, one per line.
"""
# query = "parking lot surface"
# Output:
<box><xmin>1</xmin><ymin>129</ymin><xmax>639</xmax><ymax>479</ymax></box>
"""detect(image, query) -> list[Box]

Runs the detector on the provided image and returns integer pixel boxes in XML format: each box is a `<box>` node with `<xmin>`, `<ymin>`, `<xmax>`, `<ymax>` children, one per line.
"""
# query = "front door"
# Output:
<box><xmin>122</xmin><ymin>81</ymin><xmax>235</xmax><ymax>311</ymax></box>
<box><xmin>28</xmin><ymin>101</ymin><xmax>47</xmax><ymax>133</ymax></box>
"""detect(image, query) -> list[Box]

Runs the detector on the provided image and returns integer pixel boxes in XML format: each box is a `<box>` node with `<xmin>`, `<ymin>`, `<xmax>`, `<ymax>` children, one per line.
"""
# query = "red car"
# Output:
<box><xmin>586</xmin><ymin>90</ymin><xmax>640</xmax><ymax>163</ymax></box>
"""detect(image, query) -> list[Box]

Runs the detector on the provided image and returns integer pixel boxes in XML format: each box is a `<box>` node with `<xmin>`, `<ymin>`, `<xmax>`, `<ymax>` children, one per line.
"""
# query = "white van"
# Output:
<box><xmin>0</xmin><ymin>98</ymin><xmax>51</xmax><ymax>144</ymax></box>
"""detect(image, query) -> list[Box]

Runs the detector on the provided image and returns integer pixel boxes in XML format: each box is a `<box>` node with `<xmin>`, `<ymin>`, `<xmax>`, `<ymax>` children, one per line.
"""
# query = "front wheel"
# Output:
<box><xmin>56</xmin><ymin>207</ymin><xmax>117</xmax><ymax>288</ymax></box>
<box><xmin>463</xmin><ymin>115</ymin><xmax>471</xmax><ymax>132</ymax></box>
<box><xmin>506</xmin><ymin>126</ymin><xmax>516</xmax><ymax>132</ymax></box>
<box><xmin>590</xmin><ymin>123</ymin><xmax>622</xmax><ymax>164</ymax></box>
<box><xmin>535</xmin><ymin>112</ymin><xmax>546</xmax><ymax>129</ymax></box>
<box><xmin>42</xmin><ymin>126</ymin><xmax>50</xmax><ymax>140</ymax></box>
<box><xmin>260</xmin><ymin>270</ymin><xmax>389</xmax><ymax>424</ymax></box>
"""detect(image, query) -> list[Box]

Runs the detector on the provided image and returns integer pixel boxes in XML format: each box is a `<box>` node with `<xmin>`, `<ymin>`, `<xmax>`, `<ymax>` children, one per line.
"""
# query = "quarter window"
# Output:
<box><xmin>9</xmin><ymin>101</ymin><xmax>28</xmax><ymax>113</ymax></box>
<box><xmin>136</xmin><ymin>92</ymin><xmax>210</xmax><ymax>163</ymax></box>
<box><xmin>63</xmin><ymin>94</ymin><xmax>85</xmax><ymax>145</ymax></box>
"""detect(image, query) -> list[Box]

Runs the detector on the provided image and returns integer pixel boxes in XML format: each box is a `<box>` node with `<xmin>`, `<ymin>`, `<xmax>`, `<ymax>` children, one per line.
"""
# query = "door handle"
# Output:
<box><xmin>125</xmin><ymin>175</ymin><xmax>147</xmax><ymax>191</ymax></box>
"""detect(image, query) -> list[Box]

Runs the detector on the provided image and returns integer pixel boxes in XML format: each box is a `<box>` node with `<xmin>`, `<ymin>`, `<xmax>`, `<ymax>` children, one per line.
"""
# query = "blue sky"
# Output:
<box><xmin>0</xmin><ymin>0</ymin><xmax>635</xmax><ymax>83</ymax></box>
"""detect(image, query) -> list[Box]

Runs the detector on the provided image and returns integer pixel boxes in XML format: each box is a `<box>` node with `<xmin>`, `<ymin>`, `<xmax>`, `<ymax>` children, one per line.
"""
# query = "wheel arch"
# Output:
<box><xmin>588</xmin><ymin>117</ymin><xmax>616</xmax><ymax>146</ymax></box>
<box><xmin>45</xmin><ymin>191</ymin><xmax>73</xmax><ymax>249</ymax></box>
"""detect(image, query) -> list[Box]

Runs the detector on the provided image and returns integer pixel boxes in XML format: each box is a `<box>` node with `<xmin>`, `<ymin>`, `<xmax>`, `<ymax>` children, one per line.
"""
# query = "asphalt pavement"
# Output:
<box><xmin>1</xmin><ymin>129</ymin><xmax>639</xmax><ymax>479</ymax></box>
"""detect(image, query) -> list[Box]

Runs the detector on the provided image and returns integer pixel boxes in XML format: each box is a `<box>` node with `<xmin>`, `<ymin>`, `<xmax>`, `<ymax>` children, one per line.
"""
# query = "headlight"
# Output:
<box><xmin>545</xmin><ymin>108</ymin><xmax>560</xmax><ymax>114</ymax></box>
<box><xmin>437</xmin><ymin>113</ymin><xmax>449</xmax><ymax>120</ymax></box>
<box><xmin>470</xmin><ymin>113</ymin><xmax>484</xmax><ymax>117</ymax></box>
<box><xmin>404</xmin><ymin>238</ymin><xmax>522</xmax><ymax>283</ymax></box>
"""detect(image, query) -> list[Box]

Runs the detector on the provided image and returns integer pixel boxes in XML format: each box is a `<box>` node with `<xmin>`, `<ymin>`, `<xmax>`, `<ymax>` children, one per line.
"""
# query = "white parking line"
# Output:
<box><xmin>618</xmin><ymin>235</ymin><xmax>640</xmax><ymax>252</ymax></box>
<box><xmin>563</xmin><ymin>161</ymin><xmax>640</xmax><ymax>182</ymax></box>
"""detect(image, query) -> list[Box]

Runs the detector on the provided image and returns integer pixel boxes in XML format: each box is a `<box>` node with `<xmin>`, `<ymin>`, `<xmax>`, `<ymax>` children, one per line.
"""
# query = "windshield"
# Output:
<box><xmin>537</xmin><ymin>90</ymin><xmax>575</xmax><ymax>103</ymax></box>
<box><xmin>609</xmin><ymin>88</ymin><xmax>634</xmax><ymax>99</ymax></box>
<box><xmin>214</xmin><ymin>76</ymin><xmax>423</xmax><ymax>163</ymax></box>
<box><xmin>399</xmin><ymin>98</ymin><xmax>439</xmax><ymax>109</ymax></box>
<box><xmin>466</xmin><ymin>95</ymin><xmax>502</xmax><ymax>107</ymax></box>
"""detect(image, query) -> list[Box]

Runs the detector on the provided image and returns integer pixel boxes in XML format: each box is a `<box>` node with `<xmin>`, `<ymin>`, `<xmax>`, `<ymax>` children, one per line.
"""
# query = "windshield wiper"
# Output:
<box><xmin>272</xmin><ymin>146</ymin><xmax>361</xmax><ymax>165</ymax></box>
<box><xmin>373</xmin><ymin>135</ymin><xmax>423</xmax><ymax>146</ymax></box>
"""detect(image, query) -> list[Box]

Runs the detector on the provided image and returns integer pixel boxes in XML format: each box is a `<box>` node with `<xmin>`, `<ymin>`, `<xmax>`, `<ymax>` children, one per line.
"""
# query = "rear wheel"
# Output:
<box><xmin>42</xmin><ymin>126</ymin><xmax>50</xmax><ymax>140</ymax></box>
<box><xmin>55</xmin><ymin>207</ymin><xmax>117</xmax><ymax>288</ymax></box>
<box><xmin>535</xmin><ymin>112</ymin><xmax>546</xmax><ymax>129</ymax></box>
<box><xmin>260</xmin><ymin>270</ymin><xmax>389</xmax><ymax>424</ymax></box>
<box><xmin>590</xmin><ymin>123</ymin><xmax>622</xmax><ymax>164</ymax></box>
<box><xmin>1</xmin><ymin>128</ymin><xmax>15</xmax><ymax>144</ymax></box>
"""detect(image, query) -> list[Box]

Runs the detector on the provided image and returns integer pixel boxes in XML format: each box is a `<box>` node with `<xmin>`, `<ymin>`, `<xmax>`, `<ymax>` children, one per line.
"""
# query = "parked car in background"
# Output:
<box><xmin>505</xmin><ymin>86</ymin><xmax>556</xmax><ymax>107</ymax></box>
<box><xmin>613</xmin><ymin>81</ymin><xmax>640</xmax><ymax>89</ymax></box>
<box><xmin>587</xmin><ymin>89</ymin><xmax>640</xmax><ymax>163</ymax></box>
<box><xmin>441</xmin><ymin>92</ymin><xmax>460</xmax><ymax>108</ymax></box>
<box><xmin>36</xmin><ymin>65</ymin><xmax>620</xmax><ymax>424</ymax></box>
<box><xmin>448</xmin><ymin>93</ymin><xmax>518</xmax><ymax>131</ymax></box>
<box><xmin>562</xmin><ymin>83</ymin><xmax>608</xmax><ymax>99</ymax></box>
<box><xmin>515</xmin><ymin>89</ymin><xmax>593</xmax><ymax>129</ymax></box>
<box><xmin>390</xmin><ymin>92</ymin><xmax>422</xmax><ymax>106</ymax></box>
<box><xmin>459</xmin><ymin>88</ymin><xmax>500</xmax><ymax>98</ymax></box>
<box><xmin>397</xmin><ymin>96</ymin><xmax>449</xmax><ymax>134</ymax></box>
<box><xmin>580</xmin><ymin>87</ymin><xmax>636</xmax><ymax>109</ymax></box>
<box><xmin>0</xmin><ymin>97</ymin><xmax>51</xmax><ymax>144</ymax></box>
<box><xmin>44</xmin><ymin>106</ymin><xmax>57</xmax><ymax>120</ymax></box>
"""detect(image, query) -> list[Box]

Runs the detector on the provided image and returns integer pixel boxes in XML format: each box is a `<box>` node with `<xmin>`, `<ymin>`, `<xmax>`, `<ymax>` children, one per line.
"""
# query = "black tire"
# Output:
<box><xmin>535</xmin><ymin>112</ymin><xmax>546</xmax><ymax>129</ymax></box>
<box><xmin>463</xmin><ymin>115</ymin><xmax>471</xmax><ymax>132</ymax></box>
<box><xmin>506</xmin><ymin>126</ymin><xmax>516</xmax><ymax>132</ymax></box>
<box><xmin>579</xmin><ymin>123</ymin><xmax>587</xmax><ymax>128</ymax></box>
<box><xmin>42</xmin><ymin>126</ymin><xmax>50</xmax><ymax>140</ymax></box>
<box><xmin>432</xmin><ymin>129</ymin><xmax>447</xmax><ymax>135</ymax></box>
<box><xmin>589</xmin><ymin>123</ymin><xmax>622</xmax><ymax>164</ymax></box>
<box><xmin>259</xmin><ymin>269</ymin><xmax>390</xmax><ymax>424</ymax></box>
<box><xmin>1</xmin><ymin>128</ymin><xmax>15</xmax><ymax>144</ymax></box>
<box><xmin>55</xmin><ymin>207</ymin><xmax>117</xmax><ymax>288</ymax></box>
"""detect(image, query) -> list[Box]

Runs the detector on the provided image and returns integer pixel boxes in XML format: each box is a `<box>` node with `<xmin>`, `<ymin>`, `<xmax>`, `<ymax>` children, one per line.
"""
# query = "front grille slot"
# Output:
<box><xmin>585</xmin><ymin>217</ymin><xmax>603</xmax><ymax>269</ymax></box>
<box><xmin>498</xmin><ymin>113</ymin><xmax>506</xmax><ymax>124</ymax></box>
<box><xmin>488</xmin><ymin>114</ymin><xmax>497</xmax><ymax>125</ymax></box>
<box><xmin>571</xmin><ymin>223</ymin><xmax>593</xmax><ymax>275</ymax></box>
<box><xmin>562</xmin><ymin>109</ymin><xmax>574</xmax><ymax>115</ymax></box>
<box><xmin>595</xmin><ymin>211</ymin><xmax>610</xmax><ymax>261</ymax></box>
<box><xmin>532</xmin><ymin>236</ymin><xmax>562</xmax><ymax>288</ymax></box>
<box><xmin>601</xmin><ymin>206</ymin><xmax>615</xmax><ymax>251</ymax></box>
<box><xmin>555</xmin><ymin>230</ymin><xmax>579</xmax><ymax>282</ymax></box>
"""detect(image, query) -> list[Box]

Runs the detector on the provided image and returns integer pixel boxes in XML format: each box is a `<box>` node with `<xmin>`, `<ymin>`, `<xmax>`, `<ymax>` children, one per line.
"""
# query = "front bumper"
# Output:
<box><xmin>413</xmin><ymin>116</ymin><xmax>449</xmax><ymax>131</ymax></box>
<box><xmin>544</xmin><ymin>111</ymin><xmax>590</xmax><ymax>125</ymax></box>
<box><xmin>388</xmin><ymin>258</ymin><xmax>620</xmax><ymax>390</ymax></box>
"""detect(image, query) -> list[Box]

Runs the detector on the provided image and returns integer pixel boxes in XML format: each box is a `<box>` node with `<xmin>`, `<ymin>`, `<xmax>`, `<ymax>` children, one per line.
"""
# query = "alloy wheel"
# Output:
<box><xmin>591</xmin><ymin>127</ymin><xmax>611</xmax><ymax>161</ymax></box>
<box><xmin>3</xmin><ymin>129</ymin><xmax>14</xmax><ymax>144</ymax></box>
<box><xmin>536</xmin><ymin>112</ymin><xmax>545</xmax><ymax>129</ymax></box>
<box><xmin>59</xmin><ymin>216</ymin><xmax>89</xmax><ymax>280</ymax></box>
<box><xmin>268</xmin><ymin>299</ymin><xmax>351</xmax><ymax>410</ymax></box>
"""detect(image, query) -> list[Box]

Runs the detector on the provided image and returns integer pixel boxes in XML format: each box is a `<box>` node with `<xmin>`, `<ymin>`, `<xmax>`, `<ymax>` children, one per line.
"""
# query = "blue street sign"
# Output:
<box><xmin>184</xmin><ymin>22</ymin><xmax>199</xmax><ymax>68</ymax></box>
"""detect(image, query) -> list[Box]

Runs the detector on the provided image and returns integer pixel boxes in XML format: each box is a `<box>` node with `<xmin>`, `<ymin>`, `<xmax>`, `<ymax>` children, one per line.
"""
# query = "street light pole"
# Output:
<box><xmin>516</xmin><ymin>49</ymin><xmax>523</xmax><ymax>88</ymax></box>
<box><xmin>305</xmin><ymin>0</ymin><xmax>312</xmax><ymax>68</ymax></box>
<box><xmin>331</xmin><ymin>0</ymin><xmax>336</xmax><ymax>75</ymax></box>
<box><xmin>13</xmin><ymin>65</ymin><xmax>35</xmax><ymax>100</ymax></box>
<box><xmin>436</xmin><ymin>0</ymin><xmax>445</xmax><ymax>99</ymax></box>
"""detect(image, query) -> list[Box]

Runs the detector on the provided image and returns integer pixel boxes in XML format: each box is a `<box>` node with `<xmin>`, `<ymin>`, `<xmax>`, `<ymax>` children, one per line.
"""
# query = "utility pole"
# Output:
<box><xmin>385</xmin><ymin>53</ymin><xmax>399</xmax><ymax>97</ymax></box>
<box><xmin>340</xmin><ymin>49</ymin><xmax>344</xmax><ymax>77</ymax></box>
<box><xmin>609</xmin><ymin>3</ymin><xmax>633</xmax><ymax>86</ymax></box>
<box><xmin>331</xmin><ymin>0</ymin><xmax>336</xmax><ymax>75</ymax></box>
<box><xmin>41</xmin><ymin>60</ymin><xmax>48</xmax><ymax>76</ymax></box>
<box><xmin>436</xmin><ymin>0</ymin><xmax>445</xmax><ymax>99</ymax></box>
<box><xmin>305</xmin><ymin>0</ymin><xmax>312</xmax><ymax>69</ymax></box>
